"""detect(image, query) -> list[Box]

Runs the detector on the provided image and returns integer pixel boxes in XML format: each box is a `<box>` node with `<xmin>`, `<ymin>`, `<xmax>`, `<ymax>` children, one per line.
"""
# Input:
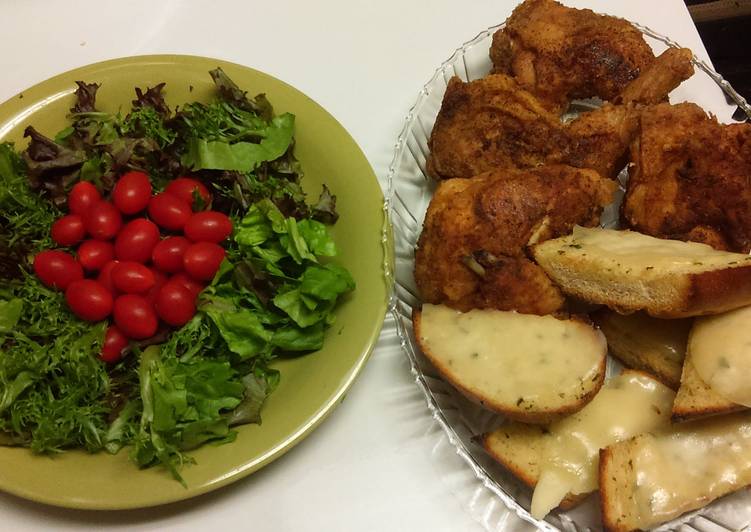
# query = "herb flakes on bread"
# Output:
<box><xmin>533</xmin><ymin>226</ymin><xmax>751</xmax><ymax>318</ymax></box>
<box><xmin>413</xmin><ymin>304</ymin><xmax>607</xmax><ymax>424</ymax></box>
<box><xmin>482</xmin><ymin>371</ymin><xmax>674</xmax><ymax>519</ymax></box>
<box><xmin>594</xmin><ymin>310</ymin><xmax>690</xmax><ymax>390</ymax></box>
<box><xmin>599</xmin><ymin>412</ymin><xmax>751</xmax><ymax>532</ymax></box>
<box><xmin>673</xmin><ymin>306</ymin><xmax>751</xmax><ymax>421</ymax></box>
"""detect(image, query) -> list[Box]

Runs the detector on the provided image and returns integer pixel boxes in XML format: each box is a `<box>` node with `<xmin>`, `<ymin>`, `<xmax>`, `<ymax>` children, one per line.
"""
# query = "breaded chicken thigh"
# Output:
<box><xmin>623</xmin><ymin>102</ymin><xmax>751</xmax><ymax>252</ymax></box>
<box><xmin>414</xmin><ymin>165</ymin><xmax>616</xmax><ymax>314</ymax></box>
<box><xmin>427</xmin><ymin>74</ymin><xmax>639</xmax><ymax>181</ymax></box>
<box><xmin>490</xmin><ymin>0</ymin><xmax>655</xmax><ymax>113</ymax></box>
<box><xmin>428</xmin><ymin>49</ymin><xmax>693</xmax><ymax>181</ymax></box>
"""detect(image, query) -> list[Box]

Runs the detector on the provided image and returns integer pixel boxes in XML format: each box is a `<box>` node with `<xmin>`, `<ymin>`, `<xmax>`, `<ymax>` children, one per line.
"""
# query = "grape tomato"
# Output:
<box><xmin>65</xmin><ymin>279</ymin><xmax>113</xmax><ymax>322</ymax></box>
<box><xmin>170</xmin><ymin>273</ymin><xmax>205</xmax><ymax>301</ymax></box>
<box><xmin>148</xmin><ymin>193</ymin><xmax>191</xmax><ymax>231</ymax></box>
<box><xmin>113</xmin><ymin>295</ymin><xmax>158</xmax><ymax>340</ymax></box>
<box><xmin>183</xmin><ymin>242</ymin><xmax>226</xmax><ymax>281</ymax></box>
<box><xmin>85</xmin><ymin>201</ymin><xmax>122</xmax><ymax>240</ymax></box>
<box><xmin>112</xmin><ymin>262</ymin><xmax>155</xmax><ymax>294</ymax></box>
<box><xmin>100</xmin><ymin>325</ymin><xmax>129</xmax><ymax>363</ymax></box>
<box><xmin>184</xmin><ymin>211</ymin><xmax>233</xmax><ymax>243</ymax></box>
<box><xmin>114</xmin><ymin>218</ymin><xmax>160</xmax><ymax>263</ymax></box>
<box><xmin>151</xmin><ymin>236</ymin><xmax>190</xmax><ymax>273</ymax></box>
<box><xmin>51</xmin><ymin>214</ymin><xmax>86</xmax><ymax>247</ymax></box>
<box><xmin>68</xmin><ymin>181</ymin><xmax>101</xmax><ymax>216</ymax></box>
<box><xmin>77</xmin><ymin>240</ymin><xmax>115</xmax><ymax>271</ymax></box>
<box><xmin>97</xmin><ymin>260</ymin><xmax>120</xmax><ymax>294</ymax></box>
<box><xmin>165</xmin><ymin>177</ymin><xmax>211</xmax><ymax>210</ymax></box>
<box><xmin>146</xmin><ymin>268</ymin><xmax>169</xmax><ymax>307</ymax></box>
<box><xmin>112</xmin><ymin>171</ymin><xmax>152</xmax><ymax>215</ymax></box>
<box><xmin>155</xmin><ymin>281</ymin><xmax>196</xmax><ymax>326</ymax></box>
<box><xmin>33</xmin><ymin>250</ymin><xmax>83</xmax><ymax>290</ymax></box>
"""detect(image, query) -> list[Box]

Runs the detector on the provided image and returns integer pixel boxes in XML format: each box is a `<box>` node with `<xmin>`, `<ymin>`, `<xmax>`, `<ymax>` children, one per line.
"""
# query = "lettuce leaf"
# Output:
<box><xmin>131</xmin><ymin>345</ymin><xmax>246</xmax><ymax>484</ymax></box>
<box><xmin>209</xmin><ymin>200</ymin><xmax>356</xmax><ymax>351</ymax></box>
<box><xmin>0</xmin><ymin>298</ymin><xmax>22</xmax><ymax>333</ymax></box>
<box><xmin>181</xmin><ymin>114</ymin><xmax>295</xmax><ymax>172</ymax></box>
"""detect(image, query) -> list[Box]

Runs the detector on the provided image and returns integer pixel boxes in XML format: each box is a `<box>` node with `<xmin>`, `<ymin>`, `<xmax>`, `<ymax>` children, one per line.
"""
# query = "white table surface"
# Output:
<box><xmin>0</xmin><ymin>1</ymin><xmax>712</xmax><ymax>530</ymax></box>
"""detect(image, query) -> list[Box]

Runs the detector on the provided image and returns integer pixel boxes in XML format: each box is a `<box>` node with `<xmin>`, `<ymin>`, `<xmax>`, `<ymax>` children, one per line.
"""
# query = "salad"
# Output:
<box><xmin>0</xmin><ymin>68</ymin><xmax>354</xmax><ymax>483</ymax></box>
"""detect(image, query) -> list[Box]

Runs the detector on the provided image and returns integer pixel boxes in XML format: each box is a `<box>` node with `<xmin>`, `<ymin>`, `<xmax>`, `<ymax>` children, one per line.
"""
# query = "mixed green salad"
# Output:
<box><xmin>0</xmin><ymin>68</ymin><xmax>354</xmax><ymax>483</ymax></box>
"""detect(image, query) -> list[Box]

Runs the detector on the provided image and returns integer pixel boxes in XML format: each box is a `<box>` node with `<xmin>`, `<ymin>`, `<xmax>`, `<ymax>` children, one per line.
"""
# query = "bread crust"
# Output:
<box><xmin>482</xmin><ymin>370</ymin><xmax>661</xmax><ymax>518</ymax></box>
<box><xmin>671</xmin><ymin>355</ymin><xmax>746</xmax><ymax>422</ymax></box>
<box><xmin>599</xmin><ymin>417</ymin><xmax>751</xmax><ymax>531</ymax></box>
<box><xmin>598</xmin><ymin>444</ymin><xmax>636</xmax><ymax>532</ymax></box>
<box><xmin>682</xmin><ymin>263</ymin><xmax>751</xmax><ymax>317</ymax></box>
<box><xmin>412</xmin><ymin>308</ymin><xmax>606</xmax><ymax>424</ymax></box>
<box><xmin>593</xmin><ymin>310</ymin><xmax>688</xmax><ymax>390</ymax></box>
<box><xmin>532</xmin><ymin>229</ymin><xmax>751</xmax><ymax>319</ymax></box>
<box><xmin>481</xmin><ymin>426</ymin><xmax>587</xmax><ymax>510</ymax></box>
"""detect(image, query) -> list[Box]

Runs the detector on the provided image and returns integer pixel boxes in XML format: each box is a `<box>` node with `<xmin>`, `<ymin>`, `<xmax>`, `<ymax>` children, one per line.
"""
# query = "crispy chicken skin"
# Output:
<box><xmin>427</xmin><ymin>74</ymin><xmax>638</xmax><ymax>180</ymax></box>
<box><xmin>414</xmin><ymin>165</ymin><xmax>616</xmax><ymax>314</ymax></box>
<box><xmin>426</xmin><ymin>74</ymin><xmax>568</xmax><ymax>180</ymax></box>
<box><xmin>614</xmin><ymin>47</ymin><xmax>694</xmax><ymax>105</ymax></box>
<box><xmin>427</xmin><ymin>48</ymin><xmax>693</xmax><ymax>181</ymax></box>
<box><xmin>490</xmin><ymin>0</ymin><xmax>655</xmax><ymax>113</ymax></box>
<box><xmin>622</xmin><ymin>102</ymin><xmax>751</xmax><ymax>252</ymax></box>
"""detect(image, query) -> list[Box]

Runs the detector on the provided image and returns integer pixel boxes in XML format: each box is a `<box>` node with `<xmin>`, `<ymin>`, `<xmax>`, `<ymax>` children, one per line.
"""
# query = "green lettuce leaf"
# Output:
<box><xmin>297</xmin><ymin>219</ymin><xmax>337</xmax><ymax>257</ymax></box>
<box><xmin>131</xmin><ymin>345</ymin><xmax>246</xmax><ymax>484</ymax></box>
<box><xmin>270</xmin><ymin>322</ymin><xmax>325</xmax><ymax>352</ymax></box>
<box><xmin>299</xmin><ymin>264</ymin><xmax>356</xmax><ymax>300</ymax></box>
<box><xmin>205</xmin><ymin>306</ymin><xmax>272</xmax><ymax>359</ymax></box>
<box><xmin>182</xmin><ymin>114</ymin><xmax>295</xmax><ymax>172</ymax></box>
<box><xmin>226</xmin><ymin>370</ymin><xmax>277</xmax><ymax>425</ymax></box>
<box><xmin>0</xmin><ymin>298</ymin><xmax>22</xmax><ymax>333</ymax></box>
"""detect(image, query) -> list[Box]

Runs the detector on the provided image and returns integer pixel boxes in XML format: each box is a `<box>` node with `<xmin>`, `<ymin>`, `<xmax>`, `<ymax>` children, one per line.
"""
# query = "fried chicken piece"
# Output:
<box><xmin>565</xmin><ymin>102</ymin><xmax>640</xmax><ymax>180</ymax></box>
<box><xmin>414</xmin><ymin>165</ymin><xmax>616</xmax><ymax>314</ymax></box>
<box><xmin>490</xmin><ymin>0</ymin><xmax>655</xmax><ymax>113</ymax></box>
<box><xmin>427</xmin><ymin>74</ymin><xmax>637</xmax><ymax>180</ymax></box>
<box><xmin>614</xmin><ymin>47</ymin><xmax>694</xmax><ymax>105</ymax></box>
<box><xmin>426</xmin><ymin>74</ymin><xmax>568</xmax><ymax>180</ymax></box>
<box><xmin>622</xmin><ymin>102</ymin><xmax>751</xmax><ymax>252</ymax></box>
<box><xmin>428</xmin><ymin>47</ymin><xmax>694</xmax><ymax>181</ymax></box>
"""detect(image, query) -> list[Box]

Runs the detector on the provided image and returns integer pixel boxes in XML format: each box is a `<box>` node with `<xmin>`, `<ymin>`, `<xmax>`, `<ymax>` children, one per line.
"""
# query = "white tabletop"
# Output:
<box><xmin>0</xmin><ymin>1</ymin><xmax>711</xmax><ymax>530</ymax></box>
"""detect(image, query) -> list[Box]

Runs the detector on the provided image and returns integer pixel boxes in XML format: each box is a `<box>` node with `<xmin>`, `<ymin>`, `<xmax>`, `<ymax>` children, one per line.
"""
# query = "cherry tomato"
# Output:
<box><xmin>100</xmin><ymin>325</ymin><xmax>129</xmax><ymax>364</ymax></box>
<box><xmin>155</xmin><ymin>281</ymin><xmax>196</xmax><ymax>326</ymax></box>
<box><xmin>51</xmin><ymin>214</ymin><xmax>86</xmax><ymax>247</ymax></box>
<box><xmin>146</xmin><ymin>269</ymin><xmax>169</xmax><ymax>307</ymax></box>
<box><xmin>151</xmin><ymin>236</ymin><xmax>190</xmax><ymax>273</ymax></box>
<box><xmin>97</xmin><ymin>260</ymin><xmax>120</xmax><ymax>294</ymax></box>
<box><xmin>112</xmin><ymin>262</ymin><xmax>155</xmax><ymax>294</ymax></box>
<box><xmin>148</xmin><ymin>193</ymin><xmax>191</xmax><ymax>231</ymax></box>
<box><xmin>33</xmin><ymin>250</ymin><xmax>83</xmax><ymax>290</ymax></box>
<box><xmin>112</xmin><ymin>171</ymin><xmax>152</xmax><ymax>215</ymax></box>
<box><xmin>170</xmin><ymin>273</ymin><xmax>205</xmax><ymax>301</ymax></box>
<box><xmin>113</xmin><ymin>295</ymin><xmax>158</xmax><ymax>339</ymax></box>
<box><xmin>114</xmin><ymin>218</ymin><xmax>160</xmax><ymax>263</ymax></box>
<box><xmin>165</xmin><ymin>177</ymin><xmax>211</xmax><ymax>210</ymax></box>
<box><xmin>65</xmin><ymin>279</ymin><xmax>113</xmax><ymax>322</ymax></box>
<box><xmin>85</xmin><ymin>201</ymin><xmax>122</xmax><ymax>240</ymax></box>
<box><xmin>77</xmin><ymin>240</ymin><xmax>115</xmax><ymax>272</ymax></box>
<box><xmin>68</xmin><ymin>181</ymin><xmax>101</xmax><ymax>216</ymax></box>
<box><xmin>183</xmin><ymin>242</ymin><xmax>225</xmax><ymax>281</ymax></box>
<box><xmin>184</xmin><ymin>211</ymin><xmax>233</xmax><ymax>243</ymax></box>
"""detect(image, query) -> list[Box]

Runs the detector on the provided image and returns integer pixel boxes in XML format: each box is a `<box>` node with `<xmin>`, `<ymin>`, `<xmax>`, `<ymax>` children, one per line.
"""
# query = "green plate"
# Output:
<box><xmin>0</xmin><ymin>55</ymin><xmax>391</xmax><ymax>509</ymax></box>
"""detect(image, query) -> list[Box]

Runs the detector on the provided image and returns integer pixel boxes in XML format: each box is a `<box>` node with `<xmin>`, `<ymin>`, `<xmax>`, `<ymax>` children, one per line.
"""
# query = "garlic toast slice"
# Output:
<box><xmin>671</xmin><ymin>353</ymin><xmax>744</xmax><ymax>422</ymax></box>
<box><xmin>672</xmin><ymin>307</ymin><xmax>751</xmax><ymax>421</ymax></box>
<box><xmin>533</xmin><ymin>226</ymin><xmax>751</xmax><ymax>318</ymax></box>
<box><xmin>593</xmin><ymin>310</ymin><xmax>690</xmax><ymax>390</ymax></box>
<box><xmin>413</xmin><ymin>304</ymin><xmax>606</xmax><ymax>424</ymax></box>
<box><xmin>482</xmin><ymin>371</ymin><xmax>674</xmax><ymax>518</ymax></box>
<box><xmin>600</xmin><ymin>412</ymin><xmax>751</xmax><ymax>532</ymax></box>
